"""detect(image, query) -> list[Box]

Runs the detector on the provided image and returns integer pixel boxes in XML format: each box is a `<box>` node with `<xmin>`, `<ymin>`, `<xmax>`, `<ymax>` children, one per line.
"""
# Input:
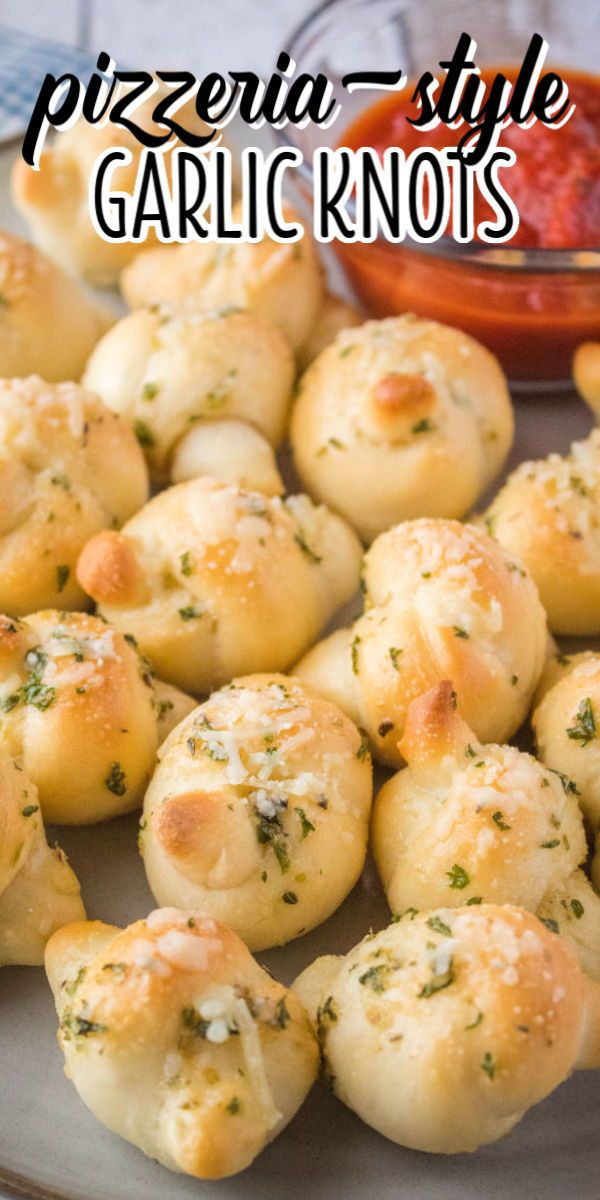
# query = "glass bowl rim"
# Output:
<box><xmin>275</xmin><ymin>0</ymin><xmax>600</xmax><ymax>272</ymax></box>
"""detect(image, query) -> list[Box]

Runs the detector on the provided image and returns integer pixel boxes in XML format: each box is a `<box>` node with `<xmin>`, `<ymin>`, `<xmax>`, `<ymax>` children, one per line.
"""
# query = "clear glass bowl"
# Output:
<box><xmin>280</xmin><ymin>0</ymin><xmax>600</xmax><ymax>390</ymax></box>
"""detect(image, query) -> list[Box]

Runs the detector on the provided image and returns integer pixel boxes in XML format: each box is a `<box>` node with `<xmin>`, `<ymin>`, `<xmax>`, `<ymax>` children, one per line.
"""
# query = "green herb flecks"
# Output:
<box><xmin>481</xmin><ymin>1051</ymin><xmax>496</xmax><ymax>1079</ymax></box>
<box><xmin>253</xmin><ymin>800</ymin><xmax>290</xmax><ymax>874</ymax></box>
<box><xmin>492</xmin><ymin>811</ymin><xmax>511</xmax><ymax>831</ymax></box>
<box><xmin>547</xmin><ymin>767</ymin><xmax>580</xmax><ymax>795</ymax></box>
<box><xmin>447</xmin><ymin>863</ymin><xmax>470</xmax><ymax>890</ymax></box>
<box><xmin>295</xmin><ymin>807</ymin><xmax>315</xmax><ymax>838</ymax></box>
<box><xmin>61</xmin><ymin>1011</ymin><xmax>107</xmax><ymax>1039</ymax></box>
<box><xmin>418</xmin><ymin>959</ymin><xmax>455</xmax><ymax>999</ymax></box>
<box><xmin>56</xmin><ymin>564</ymin><xmax>70</xmax><ymax>593</ymax></box>
<box><xmin>426</xmin><ymin>916</ymin><xmax>452</xmax><ymax>936</ymax></box>
<box><xmin>294</xmin><ymin>532</ymin><xmax>322</xmax><ymax>564</ymax></box>
<box><xmin>566</xmin><ymin>698</ymin><xmax>597</xmax><ymax>747</ymax></box>
<box><xmin>358</xmin><ymin>964</ymin><xmax>389</xmax><ymax>993</ymax></box>
<box><xmin>356</xmin><ymin>727</ymin><xmax>370</xmax><ymax>760</ymax></box>
<box><xmin>465</xmin><ymin>1011</ymin><xmax>484</xmax><ymax>1031</ymax></box>
<box><xmin>178</xmin><ymin>606</ymin><xmax>203</xmax><ymax>621</ymax></box>
<box><xmin>105</xmin><ymin>762</ymin><xmax>127</xmax><ymax>796</ymax></box>
<box><xmin>134</xmin><ymin>419</ymin><xmax>155</xmax><ymax>448</ymax></box>
<box><xmin>389</xmin><ymin>646</ymin><xmax>402</xmax><ymax>671</ymax></box>
<box><xmin>351</xmin><ymin>635</ymin><xmax>361</xmax><ymax>675</ymax></box>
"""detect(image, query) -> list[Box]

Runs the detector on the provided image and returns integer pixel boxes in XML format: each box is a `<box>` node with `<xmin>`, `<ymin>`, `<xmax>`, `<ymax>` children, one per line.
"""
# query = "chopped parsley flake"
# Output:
<box><xmin>253</xmin><ymin>801</ymin><xmax>290</xmax><ymax>873</ymax></box>
<box><xmin>181</xmin><ymin>1006</ymin><xmax>210</xmax><ymax>1038</ymax></box>
<box><xmin>465</xmin><ymin>1011</ymin><xmax>484</xmax><ymax>1030</ymax></box>
<box><xmin>268</xmin><ymin>998</ymin><xmax>291</xmax><ymax>1029</ymax></box>
<box><xmin>282</xmin><ymin>891</ymin><xmax>298</xmax><ymax>904</ymax></box>
<box><xmin>351</xmin><ymin>635</ymin><xmax>361</xmax><ymax>675</ymax></box>
<box><xmin>570</xmin><ymin>475</ymin><xmax>588</xmax><ymax>496</ymax></box>
<box><xmin>294</xmin><ymin>532</ymin><xmax>322</xmax><ymax>564</ymax></box>
<box><xmin>65</xmin><ymin>966</ymin><xmax>87</xmax><ymax>995</ymax></box>
<box><xmin>356</xmin><ymin>728</ymin><xmax>370</xmax><ymax>760</ymax></box>
<box><xmin>178</xmin><ymin>606</ymin><xmax>203</xmax><ymax>621</ymax></box>
<box><xmin>447</xmin><ymin>863</ymin><xmax>470</xmax><ymax>890</ymax></box>
<box><xmin>56</xmin><ymin>564</ymin><xmax>70</xmax><ymax>593</ymax></box>
<box><xmin>358</xmin><ymin>964</ymin><xmax>389</xmax><ymax>992</ymax></box>
<box><xmin>317</xmin><ymin>996</ymin><xmax>338</xmax><ymax>1028</ymax></box>
<box><xmin>492</xmin><ymin>811</ymin><xmax>511</xmax><ymax>831</ymax></box>
<box><xmin>547</xmin><ymin>768</ymin><xmax>580</xmax><ymax>795</ymax></box>
<box><xmin>180</xmin><ymin>551</ymin><xmax>193</xmax><ymax>576</ymax></box>
<box><xmin>481</xmin><ymin>1052</ymin><xmax>496</xmax><ymax>1079</ymax></box>
<box><xmin>17</xmin><ymin>648</ymin><xmax>56</xmax><ymax>712</ymax></box>
<box><xmin>133</xmin><ymin>419</ymin><xmax>155</xmax><ymax>448</ymax></box>
<box><xmin>389</xmin><ymin>646</ymin><xmax>402</xmax><ymax>671</ymax></box>
<box><xmin>426</xmin><ymin>916</ymin><xmax>452</xmax><ymax>936</ymax></box>
<box><xmin>62</xmin><ymin>1013</ymin><xmax>107</xmax><ymax>1038</ymax></box>
<box><xmin>51</xmin><ymin>473</ymin><xmax>70</xmax><ymax>491</ymax></box>
<box><xmin>105</xmin><ymin>762</ymin><xmax>127</xmax><ymax>796</ymax></box>
<box><xmin>295</xmin><ymin>807</ymin><xmax>315</xmax><ymax>838</ymax></box>
<box><xmin>391</xmin><ymin>907</ymin><xmax>419</xmax><ymax>922</ymax></box>
<box><xmin>418</xmin><ymin>959</ymin><xmax>454</xmax><ymax>998</ymax></box>
<box><xmin>571</xmin><ymin>898</ymin><xmax>585</xmax><ymax>919</ymax></box>
<box><xmin>566</xmin><ymin>698</ymin><xmax>597</xmax><ymax>747</ymax></box>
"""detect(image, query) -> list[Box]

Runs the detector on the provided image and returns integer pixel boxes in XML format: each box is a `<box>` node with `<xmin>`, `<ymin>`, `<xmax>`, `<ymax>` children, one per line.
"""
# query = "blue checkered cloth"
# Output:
<box><xmin>0</xmin><ymin>27</ymin><xmax>96</xmax><ymax>142</ymax></box>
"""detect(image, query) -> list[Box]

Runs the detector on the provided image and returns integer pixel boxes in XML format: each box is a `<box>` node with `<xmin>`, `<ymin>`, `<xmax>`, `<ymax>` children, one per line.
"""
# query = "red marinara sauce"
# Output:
<box><xmin>337</xmin><ymin>67</ymin><xmax>600</xmax><ymax>383</ymax></box>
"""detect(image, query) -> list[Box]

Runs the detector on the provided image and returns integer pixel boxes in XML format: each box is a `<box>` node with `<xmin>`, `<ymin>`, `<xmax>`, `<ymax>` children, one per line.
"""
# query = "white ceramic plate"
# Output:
<box><xmin>0</xmin><ymin>142</ymin><xmax>599</xmax><ymax>1200</ymax></box>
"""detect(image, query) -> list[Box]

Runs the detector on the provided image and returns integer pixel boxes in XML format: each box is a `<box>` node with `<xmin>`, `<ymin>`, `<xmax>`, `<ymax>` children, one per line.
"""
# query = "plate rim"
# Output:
<box><xmin>0</xmin><ymin>1166</ymin><xmax>79</xmax><ymax>1200</ymax></box>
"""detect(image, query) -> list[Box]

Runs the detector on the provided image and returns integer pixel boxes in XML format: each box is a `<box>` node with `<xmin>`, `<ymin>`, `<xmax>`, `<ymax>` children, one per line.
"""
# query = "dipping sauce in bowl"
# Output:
<box><xmin>343</xmin><ymin>67</ymin><xmax>600</xmax><ymax>249</ymax></box>
<box><xmin>335</xmin><ymin>66</ymin><xmax>600</xmax><ymax>386</ymax></box>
